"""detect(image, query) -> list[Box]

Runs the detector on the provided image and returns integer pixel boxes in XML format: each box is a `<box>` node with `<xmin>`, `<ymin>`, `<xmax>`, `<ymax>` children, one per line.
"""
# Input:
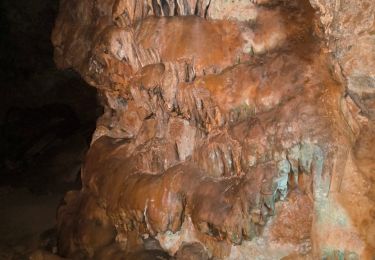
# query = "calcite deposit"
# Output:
<box><xmin>52</xmin><ymin>0</ymin><xmax>375</xmax><ymax>259</ymax></box>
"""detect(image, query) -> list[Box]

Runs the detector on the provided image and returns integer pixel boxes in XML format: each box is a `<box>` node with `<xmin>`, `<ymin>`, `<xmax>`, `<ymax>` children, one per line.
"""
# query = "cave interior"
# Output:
<box><xmin>0</xmin><ymin>0</ymin><xmax>374</xmax><ymax>259</ymax></box>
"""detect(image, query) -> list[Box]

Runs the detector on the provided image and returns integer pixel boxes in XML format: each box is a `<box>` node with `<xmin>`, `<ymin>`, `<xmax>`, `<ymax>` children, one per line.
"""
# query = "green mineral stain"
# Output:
<box><xmin>231</xmin><ymin>103</ymin><xmax>255</xmax><ymax>121</ymax></box>
<box><xmin>337</xmin><ymin>250</ymin><xmax>345</xmax><ymax>260</ymax></box>
<box><xmin>321</xmin><ymin>248</ymin><xmax>359</xmax><ymax>260</ymax></box>
<box><xmin>231</xmin><ymin>232</ymin><xmax>242</xmax><ymax>244</ymax></box>
<box><xmin>346</xmin><ymin>251</ymin><xmax>359</xmax><ymax>260</ymax></box>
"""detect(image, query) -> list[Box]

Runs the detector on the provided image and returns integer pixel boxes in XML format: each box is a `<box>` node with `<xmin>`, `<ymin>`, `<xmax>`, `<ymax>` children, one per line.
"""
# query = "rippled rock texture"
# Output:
<box><xmin>52</xmin><ymin>0</ymin><xmax>375</xmax><ymax>258</ymax></box>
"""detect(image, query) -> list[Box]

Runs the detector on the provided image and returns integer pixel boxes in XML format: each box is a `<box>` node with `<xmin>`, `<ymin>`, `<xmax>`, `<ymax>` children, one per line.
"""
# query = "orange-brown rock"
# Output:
<box><xmin>52</xmin><ymin>0</ymin><xmax>375</xmax><ymax>258</ymax></box>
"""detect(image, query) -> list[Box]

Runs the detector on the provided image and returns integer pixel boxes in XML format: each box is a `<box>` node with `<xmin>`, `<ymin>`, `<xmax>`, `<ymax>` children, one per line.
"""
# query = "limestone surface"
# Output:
<box><xmin>52</xmin><ymin>0</ymin><xmax>375</xmax><ymax>259</ymax></box>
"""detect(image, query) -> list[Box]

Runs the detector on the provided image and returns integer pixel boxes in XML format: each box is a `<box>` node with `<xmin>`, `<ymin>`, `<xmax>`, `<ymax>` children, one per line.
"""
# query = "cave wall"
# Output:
<box><xmin>310</xmin><ymin>0</ymin><xmax>375</xmax><ymax>119</ymax></box>
<box><xmin>51</xmin><ymin>0</ymin><xmax>375</xmax><ymax>259</ymax></box>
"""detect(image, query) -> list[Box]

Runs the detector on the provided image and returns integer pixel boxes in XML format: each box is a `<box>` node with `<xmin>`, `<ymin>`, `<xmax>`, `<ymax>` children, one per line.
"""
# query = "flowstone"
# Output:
<box><xmin>52</xmin><ymin>0</ymin><xmax>375</xmax><ymax>258</ymax></box>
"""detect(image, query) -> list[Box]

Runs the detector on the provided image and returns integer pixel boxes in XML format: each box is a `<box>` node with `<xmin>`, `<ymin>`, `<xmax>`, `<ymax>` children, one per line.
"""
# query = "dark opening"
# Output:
<box><xmin>0</xmin><ymin>0</ymin><xmax>101</xmax><ymax>257</ymax></box>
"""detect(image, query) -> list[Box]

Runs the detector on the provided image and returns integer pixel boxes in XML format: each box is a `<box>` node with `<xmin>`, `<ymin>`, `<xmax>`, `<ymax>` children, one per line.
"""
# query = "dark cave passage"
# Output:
<box><xmin>0</xmin><ymin>0</ymin><xmax>101</xmax><ymax>258</ymax></box>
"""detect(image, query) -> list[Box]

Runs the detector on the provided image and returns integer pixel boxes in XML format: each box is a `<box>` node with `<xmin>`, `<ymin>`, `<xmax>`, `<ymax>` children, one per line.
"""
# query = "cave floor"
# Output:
<box><xmin>0</xmin><ymin>107</ymin><xmax>94</xmax><ymax>260</ymax></box>
<box><xmin>0</xmin><ymin>187</ymin><xmax>61</xmax><ymax>259</ymax></box>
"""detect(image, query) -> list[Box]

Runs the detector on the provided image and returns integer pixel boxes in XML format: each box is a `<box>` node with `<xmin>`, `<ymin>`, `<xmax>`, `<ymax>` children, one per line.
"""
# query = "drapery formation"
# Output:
<box><xmin>52</xmin><ymin>0</ymin><xmax>375</xmax><ymax>258</ymax></box>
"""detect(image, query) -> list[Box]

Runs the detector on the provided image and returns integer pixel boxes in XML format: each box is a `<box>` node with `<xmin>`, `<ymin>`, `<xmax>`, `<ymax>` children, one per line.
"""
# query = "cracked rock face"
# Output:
<box><xmin>309</xmin><ymin>0</ymin><xmax>375</xmax><ymax>120</ymax></box>
<box><xmin>52</xmin><ymin>0</ymin><xmax>375</xmax><ymax>259</ymax></box>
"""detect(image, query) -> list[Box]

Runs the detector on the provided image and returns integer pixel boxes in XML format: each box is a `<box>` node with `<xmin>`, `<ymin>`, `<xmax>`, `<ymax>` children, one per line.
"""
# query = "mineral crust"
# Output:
<box><xmin>52</xmin><ymin>0</ymin><xmax>375</xmax><ymax>258</ymax></box>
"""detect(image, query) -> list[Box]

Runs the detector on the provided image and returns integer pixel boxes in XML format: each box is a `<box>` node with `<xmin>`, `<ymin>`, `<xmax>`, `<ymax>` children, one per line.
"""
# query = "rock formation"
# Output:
<box><xmin>52</xmin><ymin>0</ymin><xmax>375</xmax><ymax>258</ymax></box>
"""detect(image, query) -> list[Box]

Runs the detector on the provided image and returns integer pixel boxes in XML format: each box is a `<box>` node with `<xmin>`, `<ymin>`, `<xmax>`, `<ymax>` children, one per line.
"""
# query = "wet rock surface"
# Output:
<box><xmin>51</xmin><ymin>0</ymin><xmax>375</xmax><ymax>259</ymax></box>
